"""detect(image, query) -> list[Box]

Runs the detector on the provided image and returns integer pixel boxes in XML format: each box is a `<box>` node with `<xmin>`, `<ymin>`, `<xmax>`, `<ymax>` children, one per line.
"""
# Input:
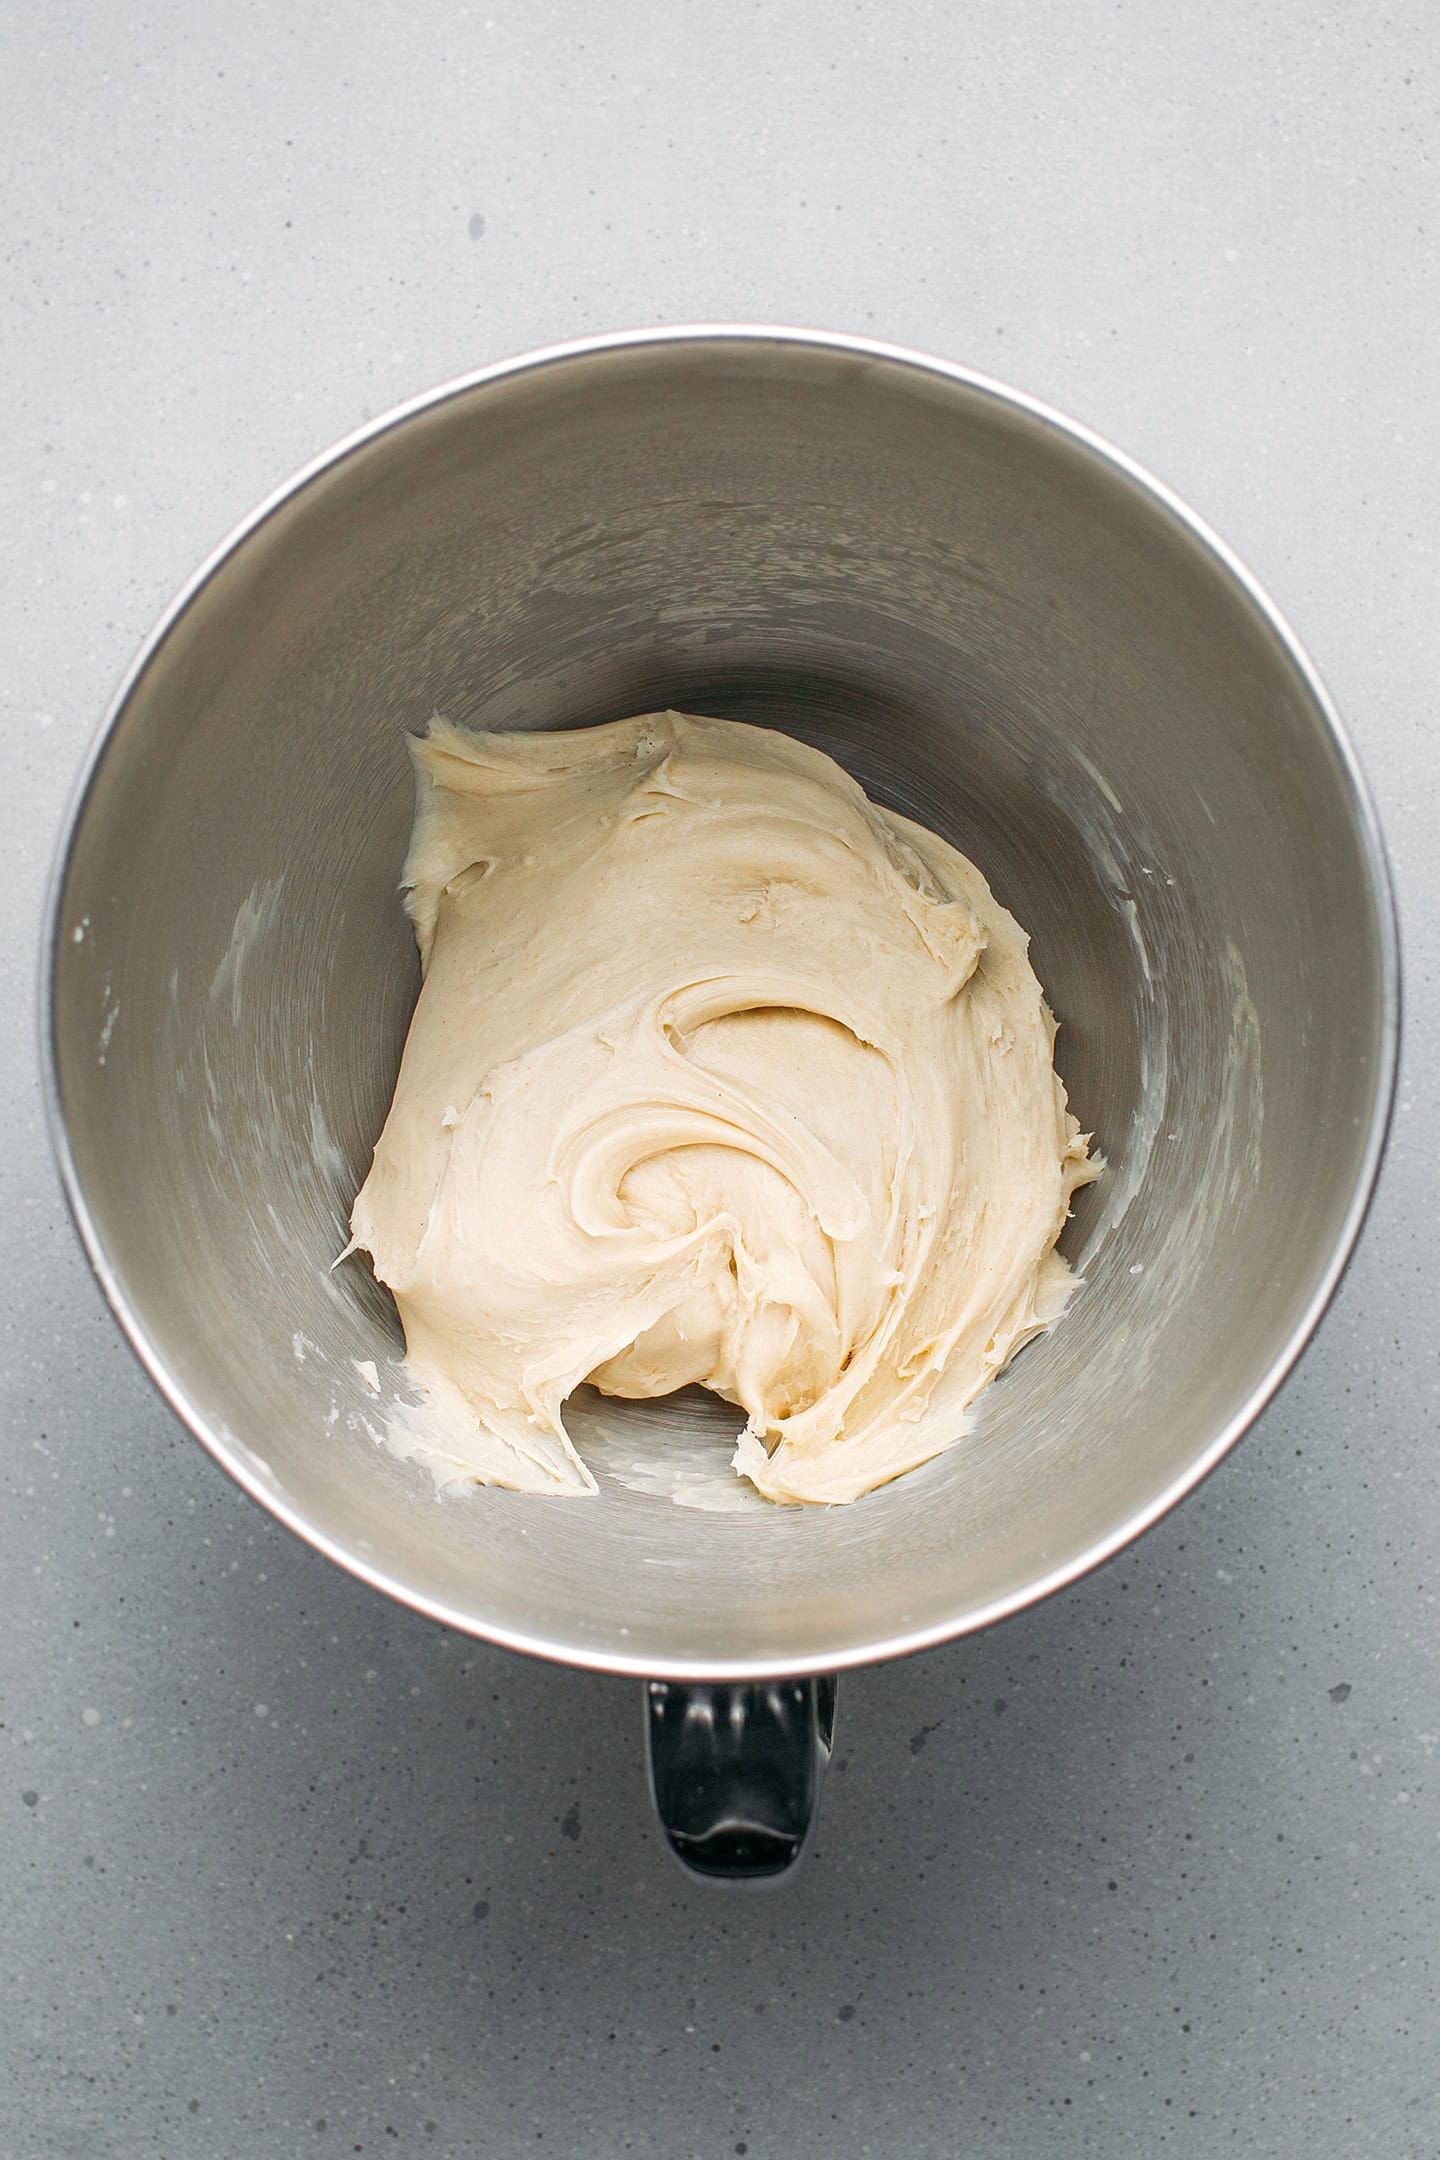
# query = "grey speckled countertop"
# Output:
<box><xmin>4</xmin><ymin>6</ymin><xmax>1438</xmax><ymax>2156</ymax></box>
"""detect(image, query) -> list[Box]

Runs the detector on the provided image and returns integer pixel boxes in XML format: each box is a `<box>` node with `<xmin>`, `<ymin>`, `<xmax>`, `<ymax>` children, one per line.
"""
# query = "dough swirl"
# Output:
<box><xmin>351</xmin><ymin>711</ymin><xmax>1096</xmax><ymax>1504</ymax></box>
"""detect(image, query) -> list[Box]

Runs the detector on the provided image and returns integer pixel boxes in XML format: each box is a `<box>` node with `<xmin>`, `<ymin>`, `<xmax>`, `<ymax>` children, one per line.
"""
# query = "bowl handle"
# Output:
<box><xmin>643</xmin><ymin>1675</ymin><xmax>837</xmax><ymax>1883</ymax></box>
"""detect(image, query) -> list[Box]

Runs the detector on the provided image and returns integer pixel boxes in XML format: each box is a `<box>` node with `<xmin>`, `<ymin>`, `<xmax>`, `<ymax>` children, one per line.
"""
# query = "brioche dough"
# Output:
<box><xmin>351</xmin><ymin>711</ymin><xmax>1096</xmax><ymax>1505</ymax></box>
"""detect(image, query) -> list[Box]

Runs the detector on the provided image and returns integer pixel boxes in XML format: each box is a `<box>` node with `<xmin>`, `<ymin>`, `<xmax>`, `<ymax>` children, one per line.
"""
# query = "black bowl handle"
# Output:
<box><xmin>644</xmin><ymin>1675</ymin><xmax>837</xmax><ymax>1883</ymax></box>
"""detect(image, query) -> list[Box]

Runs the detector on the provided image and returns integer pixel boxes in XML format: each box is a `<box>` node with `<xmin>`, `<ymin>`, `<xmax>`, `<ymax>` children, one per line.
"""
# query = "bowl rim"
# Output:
<box><xmin>40</xmin><ymin>323</ymin><xmax>1403</xmax><ymax>1681</ymax></box>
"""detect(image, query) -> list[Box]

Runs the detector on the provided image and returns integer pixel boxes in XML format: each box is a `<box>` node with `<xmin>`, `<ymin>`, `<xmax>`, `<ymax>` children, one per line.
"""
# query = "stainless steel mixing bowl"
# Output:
<box><xmin>45</xmin><ymin>329</ymin><xmax>1397</xmax><ymax>1876</ymax></box>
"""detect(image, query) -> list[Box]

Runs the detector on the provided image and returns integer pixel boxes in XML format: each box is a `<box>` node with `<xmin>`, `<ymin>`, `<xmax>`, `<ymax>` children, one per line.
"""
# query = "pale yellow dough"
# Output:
<box><xmin>351</xmin><ymin>711</ymin><xmax>1097</xmax><ymax>1505</ymax></box>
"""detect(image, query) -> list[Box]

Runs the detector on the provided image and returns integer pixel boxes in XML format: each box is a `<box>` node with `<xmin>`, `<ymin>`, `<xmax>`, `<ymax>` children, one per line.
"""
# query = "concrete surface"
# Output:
<box><xmin>4</xmin><ymin>3</ymin><xmax>1438</xmax><ymax>2154</ymax></box>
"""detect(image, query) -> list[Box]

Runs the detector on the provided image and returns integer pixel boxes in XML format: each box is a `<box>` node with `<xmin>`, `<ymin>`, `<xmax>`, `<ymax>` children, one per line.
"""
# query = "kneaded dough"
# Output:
<box><xmin>351</xmin><ymin>711</ymin><xmax>1097</xmax><ymax>1505</ymax></box>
